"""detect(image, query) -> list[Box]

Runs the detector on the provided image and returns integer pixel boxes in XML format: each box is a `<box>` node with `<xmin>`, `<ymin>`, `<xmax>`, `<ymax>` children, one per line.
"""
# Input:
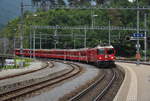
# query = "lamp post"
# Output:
<box><xmin>91</xmin><ymin>14</ymin><xmax>98</xmax><ymax>29</ymax></box>
<box><xmin>31</xmin><ymin>14</ymin><xmax>38</xmax><ymax>60</ymax></box>
<box><xmin>29</xmin><ymin>14</ymin><xmax>38</xmax><ymax>59</ymax></box>
<box><xmin>54</xmin><ymin>25</ymin><xmax>58</xmax><ymax>49</ymax></box>
<box><xmin>91</xmin><ymin>0</ymin><xmax>97</xmax><ymax>29</ymax></box>
<box><xmin>109</xmin><ymin>20</ymin><xmax>111</xmax><ymax>45</ymax></box>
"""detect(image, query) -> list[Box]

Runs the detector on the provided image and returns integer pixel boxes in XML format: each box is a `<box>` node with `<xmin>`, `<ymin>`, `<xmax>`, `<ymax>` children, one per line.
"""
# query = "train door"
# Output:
<box><xmin>88</xmin><ymin>49</ymin><xmax>96</xmax><ymax>62</ymax></box>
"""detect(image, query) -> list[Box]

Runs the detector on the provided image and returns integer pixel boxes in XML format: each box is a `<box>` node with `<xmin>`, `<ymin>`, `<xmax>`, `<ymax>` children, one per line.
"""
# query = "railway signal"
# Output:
<box><xmin>147</xmin><ymin>37</ymin><xmax>150</xmax><ymax>41</ymax></box>
<box><xmin>125</xmin><ymin>36</ymin><xmax>130</xmax><ymax>40</ymax></box>
<box><xmin>135</xmin><ymin>44</ymin><xmax>141</xmax><ymax>49</ymax></box>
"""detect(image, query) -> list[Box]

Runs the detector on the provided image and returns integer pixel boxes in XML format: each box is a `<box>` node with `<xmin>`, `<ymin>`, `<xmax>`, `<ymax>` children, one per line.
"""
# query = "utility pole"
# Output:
<box><xmin>71</xmin><ymin>30</ymin><xmax>75</xmax><ymax>49</ymax></box>
<box><xmin>136</xmin><ymin>0</ymin><xmax>140</xmax><ymax>65</ymax></box>
<box><xmin>109</xmin><ymin>20</ymin><xmax>111</xmax><ymax>45</ymax></box>
<box><xmin>119</xmin><ymin>32</ymin><xmax>121</xmax><ymax>40</ymax></box>
<box><xmin>54</xmin><ymin>30</ymin><xmax>57</xmax><ymax>49</ymax></box>
<box><xmin>33</xmin><ymin>29</ymin><xmax>36</xmax><ymax>59</ymax></box>
<box><xmin>54</xmin><ymin>25</ymin><xmax>58</xmax><ymax>49</ymax></box>
<box><xmin>91</xmin><ymin>10</ymin><xmax>94</xmax><ymax>29</ymax></box>
<box><xmin>20</xmin><ymin>2</ymin><xmax>33</xmax><ymax>59</ymax></box>
<box><xmin>20</xmin><ymin>0</ymin><xmax>24</xmax><ymax>67</ymax></box>
<box><xmin>144</xmin><ymin>13</ymin><xmax>147</xmax><ymax>62</ymax></box>
<box><xmin>13</xmin><ymin>38</ymin><xmax>16</xmax><ymax>54</ymax></box>
<box><xmin>13</xmin><ymin>37</ymin><xmax>16</xmax><ymax>58</ymax></box>
<box><xmin>74</xmin><ymin>36</ymin><xmax>76</xmax><ymax>49</ymax></box>
<box><xmin>72</xmin><ymin>32</ymin><xmax>76</xmax><ymax>49</ymax></box>
<box><xmin>13</xmin><ymin>37</ymin><xmax>17</xmax><ymax>68</ymax></box>
<box><xmin>40</xmin><ymin>33</ymin><xmax>42</xmax><ymax>49</ymax></box>
<box><xmin>30</xmin><ymin>26</ymin><xmax>32</xmax><ymax>58</ymax></box>
<box><xmin>84</xmin><ymin>26</ymin><xmax>87</xmax><ymax>48</ymax></box>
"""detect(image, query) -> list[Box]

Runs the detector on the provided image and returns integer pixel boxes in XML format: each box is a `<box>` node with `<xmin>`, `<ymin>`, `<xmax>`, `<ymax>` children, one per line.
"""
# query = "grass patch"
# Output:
<box><xmin>1</xmin><ymin>65</ymin><xmax>18</xmax><ymax>69</ymax></box>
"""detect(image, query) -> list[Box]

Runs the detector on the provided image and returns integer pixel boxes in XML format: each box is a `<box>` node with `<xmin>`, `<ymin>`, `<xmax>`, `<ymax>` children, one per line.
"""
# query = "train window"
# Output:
<box><xmin>30</xmin><ymin>50</ymin><xmax>33</xmax><ymax>53</ymax></box>
<box><xmin>97</xmin><ymin>49</ymin><xmax>105</xmax><ymax>54</ymax></box>
<box><xmin>15</xmin><ymin>50</ymin><xmax>20</xmax><ymax>52</ymax></box>
<box><xmin>107</xmin><ymin>49</ymin><xmax>114</xmax><ymax>54</ymax></box>
<box><xmin>81</xmin><ymin>51</ymin><xmax>86</xmax><ymax>56</ymax></box>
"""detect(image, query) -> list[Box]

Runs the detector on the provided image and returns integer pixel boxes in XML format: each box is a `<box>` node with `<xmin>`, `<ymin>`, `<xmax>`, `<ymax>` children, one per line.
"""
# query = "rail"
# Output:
<box><xmin>93</xmin><ymin>69</ymin><xmax>116</xmax><ymax>101</ymax></box>
<box><xmin>0</xmin><ymin>61</ymin><xmax>81</xmax><ymax>101</ymax></box>
<box><xmin>69</xmin><ymin>71</ymin><xmax>105</xmax><ymax>101</ymax></box>
<box><xmin>69</xmin><ymin>67</ymin><xmax>124</xmax><ymax>101</ymax></box>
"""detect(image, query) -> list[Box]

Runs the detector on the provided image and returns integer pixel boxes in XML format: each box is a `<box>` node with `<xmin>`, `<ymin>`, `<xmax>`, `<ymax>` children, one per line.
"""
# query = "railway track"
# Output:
<box><xmin>69</xmin><ymin>67</ymin><xmax>124</xmax><ymax>101</ymax></box>
<box><xmin>0</xmin><ymin>61</ymin><xmax>82</xmax><ymax>101</ymax></box>
<box><xmin>0</xmin><ymin>61</ymin><xmax>54</xmax><ymax>95</ymax></box>
<box><xmin>93</xmin><ymin>69</ymin><xmax>116</xmax><ymax>101</ymax></box>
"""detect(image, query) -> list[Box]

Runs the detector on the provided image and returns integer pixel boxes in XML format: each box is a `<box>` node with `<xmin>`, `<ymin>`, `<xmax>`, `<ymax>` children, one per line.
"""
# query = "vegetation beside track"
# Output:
<box><xmin>0</xmin><ymin>58</ymin><xmax>33</xmax><ymax>69</ymax></box>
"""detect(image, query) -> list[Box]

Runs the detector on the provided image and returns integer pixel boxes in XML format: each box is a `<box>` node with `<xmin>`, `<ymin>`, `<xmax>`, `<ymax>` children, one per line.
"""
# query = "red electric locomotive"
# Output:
<box><xmin>94</xmin><ymin>45</ymin><xmax>115</xmax><ymax>66</ymax></box>
<box><xmin>15</xmin><ymin>45</ymin><xmax>116</xmax><ymax>67</ymax></box>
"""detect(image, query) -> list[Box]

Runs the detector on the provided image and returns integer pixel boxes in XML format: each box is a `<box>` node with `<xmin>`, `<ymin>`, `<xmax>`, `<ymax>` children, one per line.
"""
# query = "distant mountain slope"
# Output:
<box><xmin>0</xmin><ymin>0</ymin><xmax>32</xmax><ymax>29</ymax></box>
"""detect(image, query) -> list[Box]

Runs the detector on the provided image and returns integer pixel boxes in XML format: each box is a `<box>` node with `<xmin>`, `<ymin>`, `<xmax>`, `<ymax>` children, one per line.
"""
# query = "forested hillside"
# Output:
<box><xmin>0</xmin><ymin>0</ymin><xmax>150</xmax><ymax>57</ymax></box>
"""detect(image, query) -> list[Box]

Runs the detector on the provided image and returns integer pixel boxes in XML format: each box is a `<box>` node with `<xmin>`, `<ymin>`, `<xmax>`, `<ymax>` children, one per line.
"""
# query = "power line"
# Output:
<box><xmin>31</xmin><ymin>25</ymin><xmax>147</xmax><ymax>31</ymax></box>
<box><xmin>34</xmin><ymin>33</ymin><xmax>85</xmax><ymax>37</ymax></box>
<box><xmin>47</xmin><ymin>5</ymin><xmax>150</xmax><ymax>10</ymax></box>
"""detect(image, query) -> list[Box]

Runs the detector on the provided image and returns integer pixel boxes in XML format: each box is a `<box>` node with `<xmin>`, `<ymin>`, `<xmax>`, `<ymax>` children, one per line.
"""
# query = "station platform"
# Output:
<box><xmin>0</xmin><ymin>61</ymin><xmax>70</xmax><ymax>95</ymax></box>
<box><xmin>0</xmin><ymin>61</ymin><xmax>45</xmax><ymax>79</ymax></box>
<box><xmin>114</xmin><ymin>62</ymin><xmax>150</xmax><ymax>101</ymax></box>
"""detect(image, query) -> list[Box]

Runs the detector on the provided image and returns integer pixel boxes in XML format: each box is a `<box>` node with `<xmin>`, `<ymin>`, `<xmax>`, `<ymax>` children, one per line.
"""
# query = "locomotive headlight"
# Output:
<box><xmin>99</xmin><ymin>57</ymin><xmax>102</xmax><ymax>60</ymax></box>
<box><xmin>111</xmin><ymin>57</ymin><xmax>114</xmax><ymax>59</ymax></box>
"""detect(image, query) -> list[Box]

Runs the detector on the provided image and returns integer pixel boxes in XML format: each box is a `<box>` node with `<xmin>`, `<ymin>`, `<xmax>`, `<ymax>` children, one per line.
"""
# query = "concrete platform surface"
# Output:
<box><xmin>114</xmin><ymin>62</ymin><xmax>150</xmax><ymax>101</ymax></box>
<box><xmin>0</xmin><ymin>61</ymin><xmax>69</xmax><ymax>86</ymax></box>
<box><xmin>0</xmin><ymin>61</ymin><xmax>44</xmax><ymax>78</ymax></box>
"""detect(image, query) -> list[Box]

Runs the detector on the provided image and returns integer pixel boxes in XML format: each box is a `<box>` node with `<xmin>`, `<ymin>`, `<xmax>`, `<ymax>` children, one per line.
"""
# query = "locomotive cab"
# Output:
<box><xmin>96</xmin><ymin>45</ymin><xmax>115</xmax><ymax>67</ymax></box>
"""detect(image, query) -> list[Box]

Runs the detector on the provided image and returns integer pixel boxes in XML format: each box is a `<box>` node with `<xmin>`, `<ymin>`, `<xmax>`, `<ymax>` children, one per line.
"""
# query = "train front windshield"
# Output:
<box><xmin>97</xmin><ymin>48</ymin><xmax>114</xmax><ymax>55</ymax></box>
<box><xmin>97</xmin><ymin>49</ymin><xmax>105</xmax><ymax>54</ymax></box>
<box><xmin>107</xmin><ymin>49</ymin><xmax>114</xmax><ymax>55</ymax></box>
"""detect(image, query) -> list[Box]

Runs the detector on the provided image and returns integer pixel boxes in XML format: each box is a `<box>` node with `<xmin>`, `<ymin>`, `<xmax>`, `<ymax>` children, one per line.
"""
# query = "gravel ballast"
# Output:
<box><xmin>25</xmin><ymin>63</ymin><xmax>101</xmax><ymax>101</ymax></box>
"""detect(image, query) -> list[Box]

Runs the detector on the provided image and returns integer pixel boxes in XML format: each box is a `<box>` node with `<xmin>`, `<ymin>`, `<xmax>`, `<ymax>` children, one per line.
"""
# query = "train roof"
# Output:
<box><xmin>96</xmin><ymin>45</ymin><xmax>114</xmax><ymax>49</ymax></box>
<box><xmin>15</xmin><ymin>48</ymin><xmax>89</xmax><ymax>51</ymax></box>
<box><xmin>50</xmin><ymin>48</ymin><xmax>89</xmax><ymax>51</ymax></box>
<box><xmin>15</xmin><ymin>45</ymin><xmax>114</xmax><ymax>52</ymax></box>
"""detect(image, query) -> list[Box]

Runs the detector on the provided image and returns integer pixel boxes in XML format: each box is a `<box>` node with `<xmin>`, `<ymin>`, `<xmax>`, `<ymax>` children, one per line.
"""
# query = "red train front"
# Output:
<box><xmin>95</xmin><ymin>45</ymin><xmax>115</xmax><ymax>66</ymax></box>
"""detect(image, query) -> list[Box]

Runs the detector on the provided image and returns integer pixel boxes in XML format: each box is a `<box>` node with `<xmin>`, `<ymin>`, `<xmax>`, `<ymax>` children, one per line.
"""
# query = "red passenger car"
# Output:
<box><xmin>15</xmin><ymin>45</ymin><xmax>116</xmax><ymax>67</ymax></box>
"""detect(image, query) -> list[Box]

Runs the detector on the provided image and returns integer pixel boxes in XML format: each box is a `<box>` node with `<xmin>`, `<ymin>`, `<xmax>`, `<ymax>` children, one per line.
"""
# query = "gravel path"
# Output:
<box><xmin>26</xmin><ymin>63</ymin><xmax>101</xmax><ymax>101</ymax></box>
